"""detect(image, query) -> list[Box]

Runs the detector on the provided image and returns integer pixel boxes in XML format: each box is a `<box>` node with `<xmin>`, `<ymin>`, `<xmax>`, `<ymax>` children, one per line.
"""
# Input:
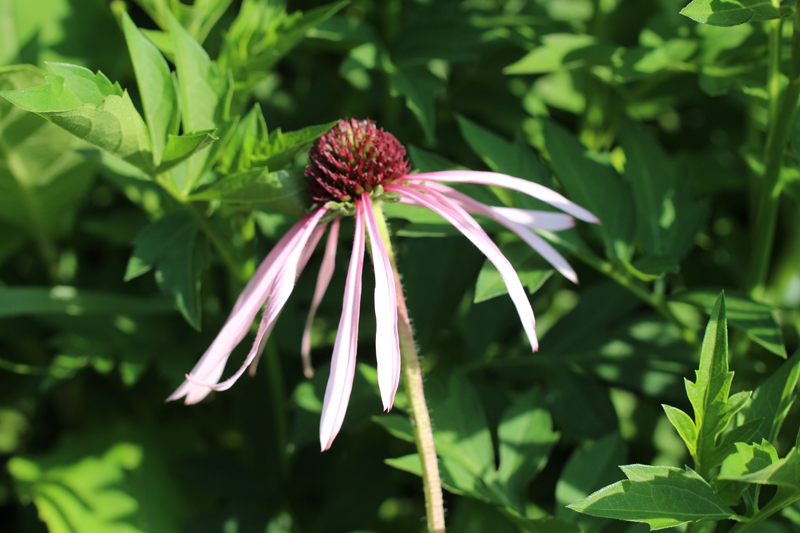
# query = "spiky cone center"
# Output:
<box><xmin>305</xmin><ymin>119</ymin><xmax>410</xmax><ymax>209</ymax></box>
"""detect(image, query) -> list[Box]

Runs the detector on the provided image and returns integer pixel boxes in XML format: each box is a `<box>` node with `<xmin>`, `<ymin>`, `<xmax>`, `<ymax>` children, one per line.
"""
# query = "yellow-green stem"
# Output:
<box><xmin>372</xmin><ymin>199</ymin><xmax>445</xmax><ymax>532</ymax></box>
<box><xmin>745</xmin><ymin>8</ymin><xmax>800</xmax><ymax>299</ymax></box>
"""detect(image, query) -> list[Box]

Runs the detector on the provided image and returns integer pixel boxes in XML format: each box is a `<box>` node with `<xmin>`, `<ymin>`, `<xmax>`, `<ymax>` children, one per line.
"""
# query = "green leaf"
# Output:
<box><xmin>474</xmin><ymin>240</ymin><xmax>554</xmax><ymax>303</ymax></box>
<box><xmin>155</xmin><ymin>130</ymin><xmax>217</xmax><ymax>174</ymax></box>
<box><xmin>504</xmin><ymin>34</ymin><xmax>618</xmax><ymax>74</ymax></box>
<box><xmin>681</xmin><ymin>0</ymin><xmax>791</xmax><ymax>26</ymax></box>
<box><xmin>0</xmin><ymin>66</ymin><xmax>95</xmax><ymax>237</ymax></box>
<box><xmin>556</xmin><ymin>433</ymin><xmax>627</xmax><ymax>533</ymax></box>
<box><xmin>426</xmin><ymin>373</ymin><xmax>496</xmax><ymax>478</ymax></box>
<box><xmin>7</xmin><ymin>429</ymin><xmax>188</xmax><ymax>533</ymax></box>
<box><xmin>0</xmin><ymin>63</ymin><xmax>154</xmax><ymax>172</ymax></box>
<box><xmin>546</xmin><ymin>370</ymin><xmax>619</xmax><ymax>439</ymax></box>
<box><xmin>620</xmin><ymin>120</ymin><xmax>706</xmax><ymax>270</ymax></box>
<box><xmin>385</xmin><ymin>453</ymin><xmax>498</xmax><ymax>504</ymax></box>
<box><xmin>124</xmin><ymin>212</ymin><xmax>209</xmax><ymax>330</ymax></box>
<box><xmin>387</xmin><ymin>62</ymin><xmax>441</xmax><ymax>143</ymax></box>
<box><xmin>568</xmin><ymin>465</ymin><xmax>736</xmax><ymax>529</ymax></box>
<box><xmin>718</xmin><ymin>440</ymin><xmax>780</xmax><ymax>481</ymax></box>
<box><xmin>168</xmin><ymin>10</ymin><xmax>227</xmax><ymax>189</ymax></box>
<box><xmin>721</xmin><ymin>445</ymin><xmax>800</xmax><ymax>490</ymax></box>
<box><xmin>121</xmin><ymin>10</ymin><xmax>178</xmax><ymax>167</ymax></box>
<box><xmin>542</xmin><ymin>120</ymin><xmax>635</xmax><ymax>260</ymax></box>
<box><xmin>738</xmin><ymin>351</ymin><xmax>800</xmax><ymax>444</ymax></box>
<box><xmin>190</xmin><ymin>168</ymin><xmax>306</xmax><ymax>216</ymax></box>
<box><xmin>0</xmin><ymin>286</ymin><xmax>174</xmax><ymax>318</ymax></box>
<box><xmin>495</xmin><ymin>388</ymin><xmax>560</xmax><ymax>511</ymax></box>
<box><xmin>685</xmin><ymin>293</ymin><xmax>753</xmax><ymax>476</ymax></box>
<box><xmin>372</xmin><ymin>414</ymin><xmax>414</xmax><ymax>443</ymax></box>
<box><xmin>663</xmin><ymin>405</ymin><xmax>698</xmax><ymax>456</ymax></box>
<box><xmin>673</xmin><ymin>289</ymin><xmax>787</xmax><ymax>358</ymax></box>
<box><xmin>251</xmin><ymin>121</ymin><xmax>337</xmax><ymax>172</ymax></box>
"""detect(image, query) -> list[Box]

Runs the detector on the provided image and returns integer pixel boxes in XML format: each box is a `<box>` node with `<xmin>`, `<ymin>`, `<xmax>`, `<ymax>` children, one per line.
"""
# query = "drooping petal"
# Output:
<box><xmin>422</xmin><ymin>182</ymin><xmax>575</xmax><ymax>232</ymax></box>
<box><xmin>362</xmin><ymin>195</ymin><xmax>401</xmax><ymax>411</ymax></box>
<box><xmin>301</xmin><ymin>217</ymin><xmax>341</xmax><ymax>378</ymax></box>
<box><xmin>320</xmin><ymin>198</ymin><xmax>366</xmax><ymax>451</ymax></box>
<box><xmin>389</xmin><ymin>184</ymin><xmax>538</xmax><ymax>351</ymax></box>
<box><xmin>424</xmin><ymin>183</ymin><xmax>577</xmax><ymax>283</ymax></box>
<box><xmin>169</xmin><ymin>207</ymin><xmax>329</xmax><ymax>403</ymax></box>
<box><xmin>405</xmin><ymin>170</ymin><xmax>600</xmax><ymax>224</ymax></box>
<box><xmin>249</xmin><ymin>222</ymin><xmax>329</xmax><ymax>377</ymax></box>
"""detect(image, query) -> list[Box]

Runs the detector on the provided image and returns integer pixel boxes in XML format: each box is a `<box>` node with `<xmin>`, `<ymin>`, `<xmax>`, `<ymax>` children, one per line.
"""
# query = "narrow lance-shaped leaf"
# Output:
<box><xmin>121</xmin><ymin>10</ymin><xmax>178</xmax><ymax>167</ymax></box>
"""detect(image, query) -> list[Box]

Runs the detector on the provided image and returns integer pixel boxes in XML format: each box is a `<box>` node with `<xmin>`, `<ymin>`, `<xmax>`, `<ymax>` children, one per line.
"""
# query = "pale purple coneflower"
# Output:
<box><xmin>167</xmin><ymin>118</ymin><xmax>599</xmax><ymax>451</ymax></box>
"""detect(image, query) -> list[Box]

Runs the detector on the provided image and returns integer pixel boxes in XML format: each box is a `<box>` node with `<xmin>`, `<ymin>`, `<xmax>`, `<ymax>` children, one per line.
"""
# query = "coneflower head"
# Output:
<box><xmin>305</xmin><ymin>119</ymin><xmax>410</xmax><ymax>206</ymax></box>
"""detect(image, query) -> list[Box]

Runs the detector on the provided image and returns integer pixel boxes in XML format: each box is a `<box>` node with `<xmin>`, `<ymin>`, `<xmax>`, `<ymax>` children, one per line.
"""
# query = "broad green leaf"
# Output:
<box><xmin>251</xmin><ymin>121</ymin><xmax>338</xmax><ymax>172</ymax></box>
<box><xmin>8</xmin><ymin>429</ymin><xmax>188</xmax><ymax>533</ymax></box>
<box><xmin>474</xmin><ymin>240</ymin><xmax>554</xmax><ymax>303</ymax></box>
<box><xmin>568</xmin><ymin>465</ymin><xmax>736</xmax><ymax>529</ymax></box>
<box><xmin>556</xmin><ymin>433</ymin><xmax>627</xmax><ymax>533</ymax></box>
<box><xmin>620</xmin><ymin>121</ymin><xmax>706</xmax><ymax>271</ymax></box>
<box><xmin>721</xmin><ymin>445</ymin><xmax>800</xmax><ymax>490</ymax></box>
<box><xmin>674</xmin><ymin>289</ymin><xmax>787</xmax><ymax>358</ymax></box>
<box><xmin>546</xmin><ymin>370</ymin><xmax>619</xmax><ymax>439</ymax></box>
<box><xmin>372</xmin><ymin>414</ymin><xmax>414</xmax><ymax>443</ymax></box>
<box><xmin>387</xmin><ymin>62</ymin><xmax>441</xmax><ymax>143</ymax></box>
<box><xmin>504</xmin><ymin>34</ymin><xmax>618</xmax><ymax>74</ymax></box>
<box><xmin>426</xmin><ymin>373</ymin><xmax>495</xmax><ymax>478</ymax></box>
<box><xmin>0</xmin><ymin>63</ymin><xmax>154</xmax><ymax>172</ymax></box>
<box><xmin>190</xmin><ymin>168</ymin><xmax>306</xmax><ymax>216</ymax></box>
<box><xmin>409</xmin><ymin>144</ymin><xmax>460</xmax><ymax>173</ymax></box>
<box><xmin>542</xmin><ymin>120</ymin><xmax>635</xmax><ymax>260</ymax></box>
<box><xmin>136</xmin><ymin>0</ymin><xmax>233</xmax><ymax>44</ymax></box>
<box><xmin>495</xmin><ymin>388</ymin><xmax>560</xmax><ymax>511</ymax></box>
<box><xmin>681</xmin><ymin>0</ymin><xmax>791</xmax><ymax>26</ymax></box>
<box><xmin>155</xmin><ymin>130</ymin><xmax>217</xmax><ymax>174</ymax></box>
<box><xmin>385</xmin><ymin>453</ymin><xmax>498</xmax><ymax>504</ymax></box>
<box><xmin>0</xmin><ymin>66</ymin><xmax>95</xmax><ymax>237</ymax></box>
<box><xmin>124</xmin><ymin>212</ymin><xmax>209</xmax><ymax>330</ymax></box>
<box><xmin>503</xmin><ymin>512</ymin><xmax>581</xmax><ymax>533</ymax></box>
<box><xmin>121</xmin><ymin>10</ymin><xmax>178</xmax><ymax>166</ymax></box>
<box><xmin>718</xmin><ymin>440</ymin><xmax>780</xmax><ymax>482</ymax></box>
<box><xmin>738</xmin><ymin>351</ymin><xmax>800</xmax><ymax>444</ymax></box>
<box><xmin>0</xmin><ymin>286</ymin><xmax>174</xmax><ymax>317</ymax></box>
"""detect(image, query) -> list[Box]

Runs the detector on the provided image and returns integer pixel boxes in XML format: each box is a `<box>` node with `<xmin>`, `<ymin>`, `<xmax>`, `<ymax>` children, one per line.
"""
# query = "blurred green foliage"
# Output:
<box><xmin>2</xmin><ymin>0</ymin><xmax>800</xmax><ymax>531</ymax></box>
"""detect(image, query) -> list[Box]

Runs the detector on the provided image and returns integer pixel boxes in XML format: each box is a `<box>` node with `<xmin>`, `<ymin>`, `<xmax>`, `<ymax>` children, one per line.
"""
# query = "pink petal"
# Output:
<box><xmin>426</xmin><ymin>183</ymin><xmax>578</xmax><ymax>283</ymax></box>
<box><xmin>405</xmin><ymin>170</ymin><xmax>600</xmax><ymax>224</ymax></box>
<box><xmin>168</xmin><ymin>207</ymin><xmax>328</xmax><ymax>403</ymax></box>
<box><xmin>362</xmin><ymin>195</ymin><xmax>401</xmax><ymax>411</ymax></box>
<box><xmin>301</xmin><ymin>217</ymin><xmax>341</xmax><ymax>378</ymax></box>
<box><xmin>389</xmin><ymin>184</ymin><xmax>538</xmax><ymax>351</ymax></box>
<box><xmin>320</xmin><ymin>198</ymin><xmax>366</xmax><ymax>451</ymax></box>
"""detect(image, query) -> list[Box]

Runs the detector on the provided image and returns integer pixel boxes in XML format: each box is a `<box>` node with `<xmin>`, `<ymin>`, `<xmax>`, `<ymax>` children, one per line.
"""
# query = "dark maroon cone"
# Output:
<box><xmin>305</xmin><ymin>118</ymin><xmax>411</xmax><ymax>205</ymax></box>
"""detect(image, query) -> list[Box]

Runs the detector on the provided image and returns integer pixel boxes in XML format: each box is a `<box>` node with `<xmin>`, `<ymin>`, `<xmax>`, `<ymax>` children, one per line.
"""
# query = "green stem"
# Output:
<box><xmin>372</xmin><ymin>200</ymin><xmax>445</xmax><ymax>533</ymax></box>
<box><xmin>728</xmin><ymin>488</ymin><xmax>800</xmax><ymax>533</ymax></box>
<box><xmin>745</xmin><ymin>8</ymin><xmax>800</xmax><ymax>299</ymax></box>
<box><xmin>264</xmin><ymin>338</ymin><xmax>289</xmax><ymax>477</ymax></box>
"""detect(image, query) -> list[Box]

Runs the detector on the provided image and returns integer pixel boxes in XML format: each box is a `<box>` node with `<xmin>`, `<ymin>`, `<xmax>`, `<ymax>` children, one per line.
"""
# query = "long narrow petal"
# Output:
<box><xmin>320</xmin><ymin>199</ymin><xmax>366</xmax><ymax>451</ymax></box>
<box><xmin>389</xmin><ymin>184</ymin><xmax>538</xmax><ymax>351</ymax></box>
<box><xmin>405</xmin><ymin>170</ymin><xmax>600</xmax><ymax>224</ymax></box>
<box><xmin>170</xmin><ymin>207</ymin><xmax>329</xmax><ymax>402</ymax></box>
<box><xmin>191</xmin><ymin>206</ymin><xmax>330</xmax><ymax>392</ymax></box>
<box><xmin>425</xmin><ymin>183</ymin><xmax>577</xmax><ymax>283</ymax></box>
<box><xmin>362</xmin><ymin>195</ymin><xmax>401</xmax><ymax>411</ymax></box>
<box><xmin>301</xmin><ymin>217</ymin><xmax>341</xmax><ymax>378</ymax></box>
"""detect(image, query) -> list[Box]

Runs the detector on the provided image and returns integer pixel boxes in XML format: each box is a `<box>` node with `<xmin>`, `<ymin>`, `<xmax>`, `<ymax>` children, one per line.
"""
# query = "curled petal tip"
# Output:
<box><xmin>304</xmin><ymin>368</ymin><xmax>315</xmax><ymax>379</ymax></box>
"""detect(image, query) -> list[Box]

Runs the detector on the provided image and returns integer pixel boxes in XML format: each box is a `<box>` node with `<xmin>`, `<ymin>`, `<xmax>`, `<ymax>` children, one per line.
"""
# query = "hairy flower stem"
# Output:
<box><xmin>746</xmin><ymin>7</ymin><xmax>800</xmax><ymax>299</ymax></box>
<box><xmin>372</xmin><ymin>200</ymin><xmax>446</xmax><ymax>532</ymax></box>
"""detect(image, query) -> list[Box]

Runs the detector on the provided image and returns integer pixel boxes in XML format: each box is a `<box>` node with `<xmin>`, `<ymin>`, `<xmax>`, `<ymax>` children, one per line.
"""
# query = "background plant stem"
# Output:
<box><xmin>745</xmin><ymin>8</ymin><xmax>800</xmax><ymax>299</ymax></box>
<box><xmin>372</xmin><ymin>200</ymin><xmax>446</xmax><ymax>532</ymax></box>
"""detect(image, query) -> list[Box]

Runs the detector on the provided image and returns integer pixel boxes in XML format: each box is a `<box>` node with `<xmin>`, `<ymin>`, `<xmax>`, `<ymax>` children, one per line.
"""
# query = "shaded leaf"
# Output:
<box><xmin>568</xmin><ymin>465</ymin><xmax>736</xmax><ymax>529</ymax></box>
<box><xmin>190</xmin><ymin>168</ymin><xmax>306</xmax><ymax>216</ymax></box>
